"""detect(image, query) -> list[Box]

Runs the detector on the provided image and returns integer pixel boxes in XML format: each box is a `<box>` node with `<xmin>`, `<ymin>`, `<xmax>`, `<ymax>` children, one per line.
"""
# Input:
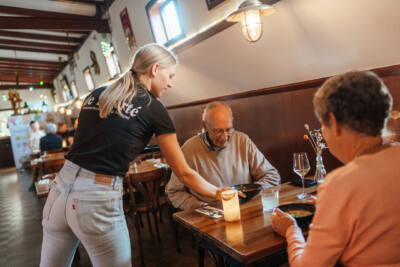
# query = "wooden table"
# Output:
<box><xmin>173</xmin><ymin>183</ymin><xmax>317</xmax><ymax>266</ymax></box>
<box><xmin>31</xmin><ymin>152</ymin><xmax>66</xmax><ymax>183</ymax></box>
<box><xmin>127</xmin><ymin>158</ymin><xmax>169</xmax><ymax>178</ymax></box>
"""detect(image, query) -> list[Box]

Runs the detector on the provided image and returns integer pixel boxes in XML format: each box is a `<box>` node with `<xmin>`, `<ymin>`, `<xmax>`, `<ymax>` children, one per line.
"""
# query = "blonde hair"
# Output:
<box><xmin>99</xmin><ymin>43</ymin><xmax>177</xmax><ymax>118</ymax></box>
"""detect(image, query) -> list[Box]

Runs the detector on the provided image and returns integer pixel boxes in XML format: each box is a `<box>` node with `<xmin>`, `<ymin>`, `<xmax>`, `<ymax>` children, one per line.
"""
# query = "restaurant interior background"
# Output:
<box><xmin>0</xmin><ymin>0</ymin><xmax>399</xmax><ymax>266</ymax></box>
<box><xmin>1</xmin><ymin>0</ymin><xmax>399</xmax><ymax>178</ymax></box>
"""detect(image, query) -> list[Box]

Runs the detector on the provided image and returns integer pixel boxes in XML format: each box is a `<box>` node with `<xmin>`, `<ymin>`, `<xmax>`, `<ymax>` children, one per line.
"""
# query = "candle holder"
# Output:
<box><xmin>304</xmin><ymin>124</ymin><xmax>327</xmax><ymax>184</ymax></box>
<box><xmin>221</xmin><ymin>190</ymin><xmax>241</xmax><ymax>222</ymax></box>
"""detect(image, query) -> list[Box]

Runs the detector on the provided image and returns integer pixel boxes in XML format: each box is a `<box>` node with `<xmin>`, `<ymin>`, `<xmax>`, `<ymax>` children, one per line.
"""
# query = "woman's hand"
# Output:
<box><xmin>271</xmin><ymin>208</ymin><xmax>297</xmax><ymax>237</ymax></box>
<box><xmin>305</xmin><ymin>195</ymin><xmax>317</xmax><ymax>205</ymax></box>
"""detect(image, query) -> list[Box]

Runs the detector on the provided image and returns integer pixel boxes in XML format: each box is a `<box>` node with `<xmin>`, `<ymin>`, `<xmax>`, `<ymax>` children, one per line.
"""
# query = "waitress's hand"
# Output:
<box><xmin>216</xmin><ymin>188</ymin><xmax>246</xmax><ymax>200</ymax></box>
<box><xmin>271</xmin><ymin>208</ymin><xmax>297</xmax><ymax>237</ymax></box>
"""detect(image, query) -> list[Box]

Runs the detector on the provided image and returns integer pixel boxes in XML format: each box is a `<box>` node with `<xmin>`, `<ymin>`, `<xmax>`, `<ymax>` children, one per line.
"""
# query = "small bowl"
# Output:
<box><xmin>278</xmin><ymin>203</ymin><xmax>315</xmax><ymax>230</ymax></box>
<box><xmin>231</xmin><ymin>183</ymin><xmax>262</xmax><ymax>203</ymax></box>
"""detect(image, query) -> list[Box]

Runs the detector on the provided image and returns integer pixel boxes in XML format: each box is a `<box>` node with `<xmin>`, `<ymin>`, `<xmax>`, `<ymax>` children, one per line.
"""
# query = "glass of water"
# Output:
<box><xmin>261</xmin><ymin>186</ymin><xmax>280</xmax><ymax>212</ymax></box>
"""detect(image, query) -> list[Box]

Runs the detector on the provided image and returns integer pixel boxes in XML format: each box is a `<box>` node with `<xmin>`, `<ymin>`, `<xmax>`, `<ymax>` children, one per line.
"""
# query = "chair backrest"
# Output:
<box><xmin>125</xmin><ymin>168</ymin><xmax>166</xmax><ymax>213</ymax></box>
<box><xmin>42</xmin><ymin>158</ymin><xmax>65</xmax><ymax>175</ymax></box>
<box><xmin>41</xmin><ymin>148</ymin><xmax>63</xmax><ymax>156</ymax></box>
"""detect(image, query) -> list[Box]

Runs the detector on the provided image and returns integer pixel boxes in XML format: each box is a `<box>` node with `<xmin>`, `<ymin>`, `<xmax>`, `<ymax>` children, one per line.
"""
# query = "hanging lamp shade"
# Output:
<box><xmin>226</xmin><ymin>0</ymin><xmax>276</xmax><ymax>42</ymax></box>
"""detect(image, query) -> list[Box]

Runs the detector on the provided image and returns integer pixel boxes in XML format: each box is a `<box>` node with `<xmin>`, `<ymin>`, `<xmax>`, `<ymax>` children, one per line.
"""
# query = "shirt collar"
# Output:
<box><xmin>201</xmin><ymin>131</ymin><xmax>225</xmax><ymax>152</ymax></box>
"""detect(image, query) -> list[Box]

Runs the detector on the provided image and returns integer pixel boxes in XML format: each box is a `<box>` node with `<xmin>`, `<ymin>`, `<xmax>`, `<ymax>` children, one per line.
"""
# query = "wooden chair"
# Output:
<box><xmin>165</xmin><ymin>197</ymin><xmax>182</xmax><ymax>253</ymax></box>
<box><xmin>42</xmin><ymin>158</ymin><xmax>65</xmax><ymax>175</ymax></box>
<box><xmin>124</xmin><ymin>167</ymin><xmax>167</xmax><ymax>267</ymax></box>
<box><xmin>42</xmin><ymin>148</ymin><xmax>64</xmax><ymax>155</ymax></box>
<box><xmin>35</xmin><ymin>173</ymin><xmax>57</xmax><ymax>198</ymax></box>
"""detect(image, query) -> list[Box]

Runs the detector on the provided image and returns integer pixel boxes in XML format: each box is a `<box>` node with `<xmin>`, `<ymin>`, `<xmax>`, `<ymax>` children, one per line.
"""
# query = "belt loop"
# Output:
<box><xmin>112</xmin><ymin>176</ymin><xmax>117</xmax><ymax>190</ymax></box>
<box><xmin>68</xmin><ymin>167</ymin><xmax>81</xmax><ymax>194</ymax></box>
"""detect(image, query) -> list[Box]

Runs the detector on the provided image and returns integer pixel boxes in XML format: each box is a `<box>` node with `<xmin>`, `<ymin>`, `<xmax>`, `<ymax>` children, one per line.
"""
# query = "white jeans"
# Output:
<box><xmin>40</xmin><ymin>160</ymin><xmax>131</xmax><ymax>267</ymax></box>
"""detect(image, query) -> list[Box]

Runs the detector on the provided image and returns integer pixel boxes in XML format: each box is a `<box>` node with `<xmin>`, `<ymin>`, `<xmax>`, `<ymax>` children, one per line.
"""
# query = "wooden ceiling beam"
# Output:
<box><xmin>0</xmin><ymin>57</ymin><xmax>63</xmax><ymax>66</ymax></box>
<box><xmin>0</xmin><ymin>30</ymin><xmax>83</xmax><ymax>43</ymax></box>
<box><xmin>0</xmin><ymin>84</ymin><xmax>52</xmax><ymax>90</ymax></box>
<box><xmin>0</xmin><ymin>66</ymin><xmax>59</xmax><ymax>73</ymax></box>
<box><xmin>0</xmin><ymin>45</ymin><xmax>70</xmax><ymax>55</ymax></box>
<box><xmin>0</xmin><ymin>17</ymin><xmax>110</xmax><ymax>33</ymax></box>
<box><xmin>0</xmin><ymin>5</ymin><xmax>93</xmax><ymax>19</ymax></box>
<box><xmin>0</xmin><ymin>69</ymin><xmax>57</xmax><ymax>75</ymax></box>
<box><xmin>55</xmin><ymin>0</ymin><xmax>104</xmax><ymax>4</ymax></box>
<box><xmin>0</xmin><ymin>38</ymin><xmax>76</xmax><ymax>51</ymax></box>
<box><xmin>0</xmin><ymin>62</ymin><xmax>62</xmax><ymax>70</ymax></box>
<box><xmin>0</xmin><ymin>70</ymin><xmax>58</xmax><ymax>77</ymax></box>
<box><xmin>0</xmin><ymin>76</ymin><xmax>53</xmax><ymax>83</ymax></box>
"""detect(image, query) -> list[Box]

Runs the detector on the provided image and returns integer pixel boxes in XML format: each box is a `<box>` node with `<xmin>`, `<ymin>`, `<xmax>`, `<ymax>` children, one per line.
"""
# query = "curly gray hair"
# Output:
<box><xmin>313</xmin><ymin>71</ymin><xmax>392</xmax><ymax>136</ymax></box>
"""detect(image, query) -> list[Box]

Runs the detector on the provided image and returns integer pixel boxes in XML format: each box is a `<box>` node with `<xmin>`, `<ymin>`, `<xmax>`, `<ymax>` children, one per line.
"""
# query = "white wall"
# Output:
<box><xmin>55</xmin><ymin>0</ymin><xmax>400</xmax><ymax>107</ymax></box>
<box><xmin>54</xmin><ymin>31</ymin><xmax>114</xmax><ymax>104</ymax></box>
<box><xmin>0</xmin><ymin>89</ymin><xmax>54</xmax><ymax>111</ymax></box>
<box><xmin>162</xmin><ymin>0</ymin><xmax>400</xmax><ymax>105</ymax></box>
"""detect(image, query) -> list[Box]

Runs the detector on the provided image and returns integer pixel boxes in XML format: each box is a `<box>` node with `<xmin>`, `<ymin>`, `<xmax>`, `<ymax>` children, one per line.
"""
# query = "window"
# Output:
<box><xmin>60</xmin><ymin>76</ymin><xmax>73</xmax><ymax>101</ymax></box>
<box><xmin>146</xmin><ymin>0</ymin><xmax>184</xmax><ymax>46</ymax></box>
<box><xmin>83</xmin><ymin>68</ymin><xmax>95</xmax><ymax>91</ymax></box>
<box><xmin>70</xmin><ymin>81</ymin><xmax>78</xmax><ymax>98</ymax></box>
<box><xmin>105</xmin><ymin>47</ymin><xmax>121</xmax><ymax>79</ymax></box>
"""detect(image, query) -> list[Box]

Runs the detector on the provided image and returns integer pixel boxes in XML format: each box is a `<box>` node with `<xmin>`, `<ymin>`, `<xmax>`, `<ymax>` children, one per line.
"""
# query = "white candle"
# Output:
<box><xmin>221</xmin><ymin>190</ymin><xmax>241</xmax><ymax>222</ymax></box>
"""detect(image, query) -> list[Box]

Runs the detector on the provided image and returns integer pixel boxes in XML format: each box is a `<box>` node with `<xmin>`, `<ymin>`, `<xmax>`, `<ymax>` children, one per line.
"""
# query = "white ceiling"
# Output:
<box><xmin>0</xmin><ymin>0</ymin><xmax>96</xmax><ymax>16</ymax></box>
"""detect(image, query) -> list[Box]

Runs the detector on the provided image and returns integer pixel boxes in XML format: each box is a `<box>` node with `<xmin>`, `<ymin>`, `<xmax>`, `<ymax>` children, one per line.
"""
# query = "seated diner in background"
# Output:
<box><xmin>40</xmin><ymin>123</ymin><xmax>62</xmax><ymax>152</ymax></box>
<box><xmin>271</xmin><ymin>71</ymin><xmax>400</xmax><ymax>266</ymax></box>
<box><xmin>166</xmin><ymin>101</ymin><xmax>280</xmax><ymax>210</ymax></box>
<box><xmin>29</xmin><ymin>120</ymin><xmax>45</xmax><ymax>153</ymax></box>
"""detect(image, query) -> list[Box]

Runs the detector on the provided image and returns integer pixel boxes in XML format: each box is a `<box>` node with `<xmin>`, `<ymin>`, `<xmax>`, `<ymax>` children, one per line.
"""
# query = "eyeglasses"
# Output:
<box><xmin>208</xmin><ymin>127</ymin><xmax>235</xmax><ymax>136</ymax></box>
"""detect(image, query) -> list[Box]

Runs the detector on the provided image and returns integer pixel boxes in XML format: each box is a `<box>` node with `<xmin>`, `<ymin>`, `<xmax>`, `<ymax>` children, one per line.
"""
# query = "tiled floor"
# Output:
<box><xmin>0</xmin><ymin>167</ymin><xmax>212</xmax><ymax>267</ymax></box>
<box><xmin>0</xmin><ymin>167</ymin><xmax>289</xmax><ymax>267</ymax></box>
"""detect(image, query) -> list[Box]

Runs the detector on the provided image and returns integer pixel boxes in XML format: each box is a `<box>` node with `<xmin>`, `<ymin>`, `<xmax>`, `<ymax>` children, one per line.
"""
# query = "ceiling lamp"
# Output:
<box><xmin>59</xmin><ymin>107</ymin><xmax>65</xmax><ymax>114</ymax></box>
<box><xmin>65</xmin><ymin>107</ymin><xmax>72</xmax><ymax>116</ymax></box>
<box><xmin>73</xmin><ymin>99</ymin><xmax>83</xmax><ymax>109</ymax></box>
<box><xmin>226</xmin><ymin>0</ymin><xmax>276</xmax><ymax>42</ymax></box>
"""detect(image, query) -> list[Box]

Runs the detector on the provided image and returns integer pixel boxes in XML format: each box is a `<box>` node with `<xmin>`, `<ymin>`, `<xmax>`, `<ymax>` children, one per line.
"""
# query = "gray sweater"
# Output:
<box><xmin>166</xmin><ymin>131</ymin><xmax>280</xmax><ymax>210</ymax></box>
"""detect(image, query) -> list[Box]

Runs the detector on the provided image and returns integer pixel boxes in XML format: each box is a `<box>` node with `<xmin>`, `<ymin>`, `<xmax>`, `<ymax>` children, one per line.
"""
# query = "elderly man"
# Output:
<box><xmin>166</xmin><ymin>101</ymin><xmax>280</xmax><ymax>210</ymax></box>
<box><xmin>40</xmin><ymin>123</ymin><xmax>62</xmax><ymax>152</ymax></box>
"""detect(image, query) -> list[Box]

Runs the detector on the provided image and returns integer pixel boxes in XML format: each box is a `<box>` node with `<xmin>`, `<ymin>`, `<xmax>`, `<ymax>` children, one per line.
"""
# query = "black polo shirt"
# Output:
<box><xmin>65</xmin><ymin>85</ymin><xmax>175</xmax><ymax>176</ymax></box>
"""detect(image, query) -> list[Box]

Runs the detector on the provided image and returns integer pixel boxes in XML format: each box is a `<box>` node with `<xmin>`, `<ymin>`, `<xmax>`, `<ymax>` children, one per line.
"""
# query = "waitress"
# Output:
<box><xmin>40</xmin><ymin>43</ymin><xmax>225</xmax><ymax>267</ymax></box>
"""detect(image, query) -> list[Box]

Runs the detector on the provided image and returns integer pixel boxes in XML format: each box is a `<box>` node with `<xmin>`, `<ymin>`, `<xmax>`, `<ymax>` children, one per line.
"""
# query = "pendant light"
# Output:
<box><xmin>226</xmin><ymin>0</ymin><xmax>276</xmax><ymax>42</ymax></box>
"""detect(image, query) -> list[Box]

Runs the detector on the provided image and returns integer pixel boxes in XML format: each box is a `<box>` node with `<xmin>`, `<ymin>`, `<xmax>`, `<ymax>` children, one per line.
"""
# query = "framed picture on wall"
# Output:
<box><xmin>120</xmin><ymin>7</ymin><xmax>136</xmax><ymax>50</ymax></box>
<box><xmin>206</xmin><ymin>0</ymin><xmax>225</xmax><ymax>10</ymax></box>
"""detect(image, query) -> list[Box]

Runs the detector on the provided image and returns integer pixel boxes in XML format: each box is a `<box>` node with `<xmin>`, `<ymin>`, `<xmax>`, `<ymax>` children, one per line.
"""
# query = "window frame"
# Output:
<box><xmin>146</xmin><ymin>0</ymin><xmax>185</xmax><ymax>47</ymax></box>
<box><xmin>70</xmin><ymin>80</ymin><xmax>79</xmax><ymax>98</ymax></box>
<box><xmin>104</xmin><ymin>46</ymin><xmax>121</xmax><ymax>79</ymax></box>
<box><xmin>83</xmin><ymin>67</ymin><xmax>95</xmax><ymax>91</ymax></box>
<box><xmin>60</xmin><ymin>76</ymin><xmax>73</xmax><ymax>101</ymax></box>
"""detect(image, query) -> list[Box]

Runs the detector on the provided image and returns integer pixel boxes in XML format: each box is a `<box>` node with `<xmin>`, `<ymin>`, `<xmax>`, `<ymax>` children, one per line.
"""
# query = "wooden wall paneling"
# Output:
<box><xmin>167</xmin><ymin>66</ymin><xmax>400</xmax><ymax>183</ymax></box>
<box><xmin>168</xmin><ymin>86</ymin><xmax>343</xmax><ymax>183</ymax></box>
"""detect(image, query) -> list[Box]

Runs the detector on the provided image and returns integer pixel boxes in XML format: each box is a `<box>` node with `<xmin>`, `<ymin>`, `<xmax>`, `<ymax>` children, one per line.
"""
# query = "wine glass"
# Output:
<box><xmin>293</xmin><ymin>152</ymin><xmax>311</xmax><ymax>200</ymax></box>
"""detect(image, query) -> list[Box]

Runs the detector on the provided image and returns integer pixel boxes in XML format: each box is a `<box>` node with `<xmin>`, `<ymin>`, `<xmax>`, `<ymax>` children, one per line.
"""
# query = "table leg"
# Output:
<box><xmin>198</xmin><ymin>246</ymin><xmax>205</xmax><ymax>267</ymax></box>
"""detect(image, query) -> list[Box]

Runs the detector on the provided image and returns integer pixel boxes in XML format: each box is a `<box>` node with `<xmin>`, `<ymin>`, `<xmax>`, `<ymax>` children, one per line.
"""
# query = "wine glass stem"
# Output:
<box><xmin>301</xmin><ymin>175</ymin><xmax>305</xmax><ymax>197</ymax></box>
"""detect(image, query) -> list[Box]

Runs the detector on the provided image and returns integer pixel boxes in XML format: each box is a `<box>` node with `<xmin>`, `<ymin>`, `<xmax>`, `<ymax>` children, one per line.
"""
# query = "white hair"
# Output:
<box><xmin>45</xmin><ymin>123</ymin><xmax>57</xmax><ymax>134</ymax></box>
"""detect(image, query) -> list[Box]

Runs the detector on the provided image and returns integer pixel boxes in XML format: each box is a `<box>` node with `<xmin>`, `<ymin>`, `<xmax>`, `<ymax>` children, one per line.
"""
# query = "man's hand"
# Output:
<box><xmin>216</xmin><ymin>187</ymin><xmax>246</xmax><ymax>200</ymax></box>
<box><xmin>271</xmin><ymin>208</ymin><xmax>297</xmax><ymax>237</ymax></box>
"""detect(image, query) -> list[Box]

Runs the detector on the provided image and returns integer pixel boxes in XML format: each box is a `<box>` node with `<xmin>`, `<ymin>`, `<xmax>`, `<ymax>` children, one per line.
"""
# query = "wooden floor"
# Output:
<box><xmin>0</xmin><ymin>167</ymin><xmax>214</xmax><ymax>267</ymax></box>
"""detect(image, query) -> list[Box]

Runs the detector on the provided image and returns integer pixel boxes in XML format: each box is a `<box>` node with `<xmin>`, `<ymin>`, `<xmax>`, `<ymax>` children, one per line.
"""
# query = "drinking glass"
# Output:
<box><xmin>261</xmin><ymin>186</ymin><xmax>280</xmax><ymax>212</ymax></box>
<box><xmin>293</xmin><ymin>152</ymin><xmax>311</xmax><ymax>199</ymax></box>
